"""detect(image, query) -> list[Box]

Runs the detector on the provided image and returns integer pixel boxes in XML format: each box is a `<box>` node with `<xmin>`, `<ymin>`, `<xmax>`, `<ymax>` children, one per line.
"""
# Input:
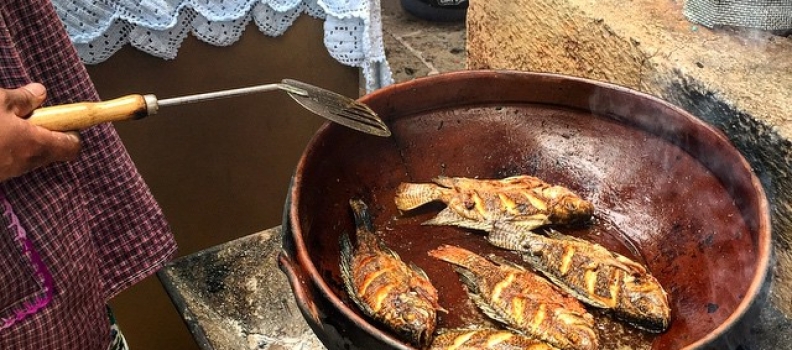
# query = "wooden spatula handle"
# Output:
<box><xmin>28</xmin><ymin>94</ymin><xmax>156</xmax><ymax>131</ymax></box>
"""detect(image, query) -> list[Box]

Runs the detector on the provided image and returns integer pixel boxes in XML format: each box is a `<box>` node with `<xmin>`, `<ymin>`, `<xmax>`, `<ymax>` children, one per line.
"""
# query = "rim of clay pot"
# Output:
<box><xmin>288</xmin><ymin>69</ymin><xmax>772</xmax><ymax>350</ymax></box>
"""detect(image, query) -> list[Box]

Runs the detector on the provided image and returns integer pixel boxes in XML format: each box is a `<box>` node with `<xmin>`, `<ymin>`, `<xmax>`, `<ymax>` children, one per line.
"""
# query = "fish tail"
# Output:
<box><xmin>339</xmin><ymin>232</ymin><xmax>356</xmax><ymax>290</ymax></box>
<box><xmin>394</xmin><ymin>183</ymin><xmax>443</xmax><ymax>210</ymax></box>
<box><xmin>349</xmin><ymin>199</ymin><xmax>375</xmax><ymax>232</ymax></box>
<box><xmin>349</xmin><ymin>199</ymin><xmax>383</xmax><ymax>250</ymax></box>
<box><xmin>428</xmin><ymin>245</ymin><xmax>487</xmax><ymax>270</ymax></box>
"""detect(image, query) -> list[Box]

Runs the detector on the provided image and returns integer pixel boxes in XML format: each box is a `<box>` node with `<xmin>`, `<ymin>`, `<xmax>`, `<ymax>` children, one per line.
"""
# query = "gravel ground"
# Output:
<box><xmin>380</xmin><ymin>0</ymin><xmax>466</xmax><ymax>83</ymax></box>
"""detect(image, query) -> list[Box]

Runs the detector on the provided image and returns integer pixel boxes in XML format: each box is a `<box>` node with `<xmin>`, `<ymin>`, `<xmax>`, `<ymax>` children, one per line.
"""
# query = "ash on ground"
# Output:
<box><xmin>161</xmin><ymin>228</ymin><xmax>325</xmax><ymax>350</ymax></box>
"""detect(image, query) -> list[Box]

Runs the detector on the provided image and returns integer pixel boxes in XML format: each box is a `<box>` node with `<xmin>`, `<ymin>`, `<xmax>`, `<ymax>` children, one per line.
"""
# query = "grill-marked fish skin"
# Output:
<box><xmin>340</xmin><ymin>199</ymin><xmax>442</xmax><ymax>347</ymax></box>
<box><xmin>428</xmin><ymin>245</ymin><xmax>599</xmax><ymax>350</ymax></box>
<box><xmin>394</xmin><ymin>175</ymin><xmax>593</xmax><ymax>233</ymax></box>
<box><xmin>488</xmin><ymin>224</ymin><xmax>671</xmax><ymax>333</ymax></box>
<box><xmin>429</xmin><ymin>328</ymin><xmax>559</xmax><ymax>350</ymax></box>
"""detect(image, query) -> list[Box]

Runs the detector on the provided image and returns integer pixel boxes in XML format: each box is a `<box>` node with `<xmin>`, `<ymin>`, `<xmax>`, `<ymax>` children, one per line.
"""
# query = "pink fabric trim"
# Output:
<box><xmin>0</xmin><ymin>189</ymin><xmax>53</xmax><ymax>330</ymax></box>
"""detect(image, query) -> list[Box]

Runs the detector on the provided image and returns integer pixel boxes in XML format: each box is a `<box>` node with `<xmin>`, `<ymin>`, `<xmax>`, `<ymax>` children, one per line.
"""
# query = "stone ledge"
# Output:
<box><xmin>467</xmin><ymin>0</ymin><xmax>790</xmax><ymax>136</ymax></box>
<box><xmin>467</xmin><ymin>0</ymin><xmax>792</xmax><ymax>316</ymax></box>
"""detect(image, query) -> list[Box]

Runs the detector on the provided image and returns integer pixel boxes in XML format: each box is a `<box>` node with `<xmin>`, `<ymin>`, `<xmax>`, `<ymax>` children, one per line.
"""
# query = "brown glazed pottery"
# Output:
<box><xmin>278</xmin><ymin>70</ymin><xmax>771</xmax><ymax>350</ymax></box>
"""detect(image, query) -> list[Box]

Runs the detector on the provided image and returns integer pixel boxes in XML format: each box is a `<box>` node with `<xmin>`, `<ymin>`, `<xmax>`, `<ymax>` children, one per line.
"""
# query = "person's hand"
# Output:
<box><xmin>0</xmin><ymin>83</ymin><xmax>81</xmax><ymax>181</ymax></box>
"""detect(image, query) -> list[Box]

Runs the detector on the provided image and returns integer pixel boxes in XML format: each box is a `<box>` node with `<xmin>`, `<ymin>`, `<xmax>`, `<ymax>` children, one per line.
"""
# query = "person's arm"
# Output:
<box><xmin>0</xmin><ymin>83</ymin><xmax>81</xmax><ymax>181</ymax></box>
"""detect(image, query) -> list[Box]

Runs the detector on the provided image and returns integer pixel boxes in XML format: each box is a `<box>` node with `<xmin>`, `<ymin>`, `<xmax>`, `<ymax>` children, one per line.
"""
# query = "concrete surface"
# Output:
<box><xmin>466</xmin><ymin>0</ymin><xmax>791</xmax><ymax>136</ymax></box>
<box><xmin>160</xmin><ymin>228</ymin><xmax>325</xmax><ymax>350</ymax></box>
<box><xmin>380</xmin><ymin>0</ymin><xmax>466</xmax><ymax>83</ymax></box>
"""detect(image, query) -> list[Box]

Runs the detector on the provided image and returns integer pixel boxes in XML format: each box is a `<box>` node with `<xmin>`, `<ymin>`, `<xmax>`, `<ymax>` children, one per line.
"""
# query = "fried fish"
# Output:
<box><xmin>340</xmin><ymin>199</ymin><xmax>442</xmax><ymax>346</ymax></box>
<box><xmin>488</xmin><ymin>225</ymin><xmax>671</xmax><ymax>333</ymax></box>
<box><xmin>429</xmin><ymin>328</ymin><xmax>558</xmax><ymax>350</ymax></box>
<box><xmin>394</xmin><ymin>175</ymin><xmax>593</xmax><ymax>233</ymax></box>
<box><xmin>428</xmin><ymin>245</ymin><xmax>599</xmax><ymax>350</ymax></box>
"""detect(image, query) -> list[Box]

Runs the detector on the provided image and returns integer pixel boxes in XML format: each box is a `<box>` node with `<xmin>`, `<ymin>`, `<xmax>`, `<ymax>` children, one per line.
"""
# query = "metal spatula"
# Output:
<box><xmin>28</xmin><ymin>79</ymin><xmax>391</xmax><ymax>137</ymax></box>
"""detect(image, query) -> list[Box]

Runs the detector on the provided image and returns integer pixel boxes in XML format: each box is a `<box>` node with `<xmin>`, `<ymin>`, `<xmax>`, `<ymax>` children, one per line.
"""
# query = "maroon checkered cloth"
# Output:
<box><xmin>0</xmin><ymin>1</ymin><xmax>176</xmax><ymax>349</ymax></box>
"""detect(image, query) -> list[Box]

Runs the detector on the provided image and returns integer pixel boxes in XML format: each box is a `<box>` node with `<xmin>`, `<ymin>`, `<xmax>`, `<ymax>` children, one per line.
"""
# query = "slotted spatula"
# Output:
<box><xmin>28</xmin><ymin>79</ymin><xmax>391</xmax><ymax>137</ymax></box>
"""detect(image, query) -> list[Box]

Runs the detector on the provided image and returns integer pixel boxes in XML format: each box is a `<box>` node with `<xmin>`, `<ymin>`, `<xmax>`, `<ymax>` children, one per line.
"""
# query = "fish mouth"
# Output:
<box><xmin>401</xmin><ymin>321</ymin><xmax>434</xmax><ymax>347</ymax></box>
<box><xmin>616</xmin><ymin>310</ymin><xmax>670</xmax><ymax>333</ymax></box>
<box><xmin>416</xmin><ymin>327</ymin><xmax>433</xmax><ymax>347</ymax></box>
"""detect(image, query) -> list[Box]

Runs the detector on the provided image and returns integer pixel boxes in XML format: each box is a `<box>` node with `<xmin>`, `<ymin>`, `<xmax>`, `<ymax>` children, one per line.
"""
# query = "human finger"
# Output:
<box><xmin>2</xmin><ymin>83</ymin><xmax>47</xmax><ymax>117</ymax></box>
<box><xmin>30</xmin><ymin>128</ymin><xmax>82</xmax><ymax>164</ymax></box>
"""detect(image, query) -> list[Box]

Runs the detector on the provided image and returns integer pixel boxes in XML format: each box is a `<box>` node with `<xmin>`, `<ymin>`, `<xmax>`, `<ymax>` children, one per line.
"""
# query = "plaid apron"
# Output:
<box><xmin>0</xmin><ymin>1</ymin><xmax>176</xmax><ymax>349</ymax></box>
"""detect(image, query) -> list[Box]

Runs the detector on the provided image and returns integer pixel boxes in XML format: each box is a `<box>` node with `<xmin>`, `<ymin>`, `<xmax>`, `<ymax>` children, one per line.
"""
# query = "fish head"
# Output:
<box><xmin>551</xmin><ymin>194</ymin><xmax>595</xmax><ymax>224</ymax></box>
<box><xmin>619</xmin><ymin>276</ymin><xmax>672</xmax><ymax>332</ymax></box>
<box><xmin>555</xmin><ymin>311</ymin><xmax>600</xmax><ymax>350</ymax></box>
<box><xmin>446</xmin><ymin>194</ymin><xmax>489</xmax><ymax>221</ymax></box>
<box><xmin>391</xmin><ymin>292</ymin><xmax>438</xmax><ymax>346</ymax></box>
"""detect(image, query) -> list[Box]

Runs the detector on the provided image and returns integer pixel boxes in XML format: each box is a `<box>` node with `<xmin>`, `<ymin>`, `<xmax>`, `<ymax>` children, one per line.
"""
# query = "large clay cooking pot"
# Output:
<box><xmin>278</xmin><ymin>70</ymin><xmax>771</xmax><ymax>350</ymax></box>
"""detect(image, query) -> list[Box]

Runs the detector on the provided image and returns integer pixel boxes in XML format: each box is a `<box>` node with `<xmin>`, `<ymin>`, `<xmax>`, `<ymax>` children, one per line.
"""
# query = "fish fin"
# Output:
<box><xmin>423</xmin><ymin>208</ymin><xmax>493</xmax><ymax>231</ymax></box>
<box><xmin>456</xmin><ymin>265</ymin><xmax>522</xmax><ymax>326</ymax></box>
<box><xmin>429</xmin><ymin>245</ymin><xmax>486</xmax><ymax>270</ymax></box>
<box><xmin>614</xmin><ymin>254</ymin><xmax>649</xmax><ymax>275</ymax></box>
<box><xmin>457</xmin><ymin>324</ymin><xmax>496</xmax><ymax>331</ymax></box>
<box><xmin>506</xmin><ymin>326</ymin><xmax>534</xmax><ymax>338</ymax></box>
<box><xmin>452</xmin><ymin>219</ymin><xmax>495</xmax><ymax>231</ymax></box>
<box><xmin>349</xmin><ymin>199</ymin><xmax>375</xmax><ymax>232</ymax></box>
<box><xmin>454</xmin><ymin>266</ymin><xmax>481</xmax><ymax>293</ymax></box>
<box><xmin>487</xmin><ymin>254</ymin><xmax>528</xmax><ymax>271</ymax></box>
<box><xmin>456</xmin><ymin>266</ymin><xmax>507</xmax><ymax>322</ymax></box>
<box><xmin>467</xmin><ymin>291</ymin><xmax>512</xmax><ymax>326</ymax></box>
<box><xmin>575</xmin><ymin>239</ymin><xmax>646</xmax><ymax>275</ymax></box>
<box><xmin>409</xmin><ymin>262</ymin><xmax>430</xmax><ymax>280</ymax></box>
<box><xmin>545</xmin><ymin>229</ymin><xmax>586</xmax><ymax>242</ymax></box>
<box><xmin>512</xmin><ymin>215</ymin><xmax>551</xmax><ymax>231</ymax></box>
<box><xmin>434</xmin><ymin>328</ymin><xmax>455</xmax><ymax>336</ymax></box>
<box><xmin>581</xmin><ymin>246</ymin><xmax>641</xmax><ymax>275</ymax></box>
<box><xmin>520</xmin><ymin>252</ymin><xmax>545</xmax><ymax>268</ymax></box>
<box><xmin>489</xmin><ymin>223</ymin><xmax>553</xmax><ymax>271</ymax></box>
<box><xmin>394</xmin><ymin>183</ymin><xmax>442</xmax><ymax>210</ymax></box>
<box><xmin>339</xmin><ymin>232</ymin><xmax>355</xmax><ymax>287</ymax></box>
<box><xmin>409</xmin><ymin>262</ymin><xmax>447</xmax><ymax>313</ymax></box>
<box><xmin>374</xmin><ymin>237</ymin><xmax>402</xmax><ymax>260</ymax></box>
<box><xmin>432</xmin><ymin>176</ymin><xmax>456</xmax><ymax>188</ymax></box>
<box><xmin>435</xmin><ymin>325</ymin><xmax>495</xmax><ymax>336</ymax></box>
<box><xmin>488</xmin><ymin>223</ymin><xmax>529</xmax><ymax>251</ymax></box>
<box><xmin>488</xmin><ymin>221</ymin><xmax>549</xmax><ymax>253</ymax></box>
<box><xmin>338</xmin><ymin>233</ymin><xmax>376</xmax><ymax>315</ymax></box>
<box><xmin>502</xmin><ymin>220</ymin><xmax>546</xmax><ymax>235</ymax></box>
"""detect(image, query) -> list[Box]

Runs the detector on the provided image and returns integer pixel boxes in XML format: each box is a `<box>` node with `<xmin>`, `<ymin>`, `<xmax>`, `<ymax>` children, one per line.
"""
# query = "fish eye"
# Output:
<box><xmin>464</xmin><ymin>200</ymin><xmax>475</xmax><ymax>210</ymax></box>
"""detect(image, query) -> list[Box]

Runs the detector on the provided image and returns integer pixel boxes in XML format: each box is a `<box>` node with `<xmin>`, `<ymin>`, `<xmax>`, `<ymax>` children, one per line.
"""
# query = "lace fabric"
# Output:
<box><xmin>53</xmin><ymin>0</ymin><xmax>393</xmax><ymax>91</ymax></box>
